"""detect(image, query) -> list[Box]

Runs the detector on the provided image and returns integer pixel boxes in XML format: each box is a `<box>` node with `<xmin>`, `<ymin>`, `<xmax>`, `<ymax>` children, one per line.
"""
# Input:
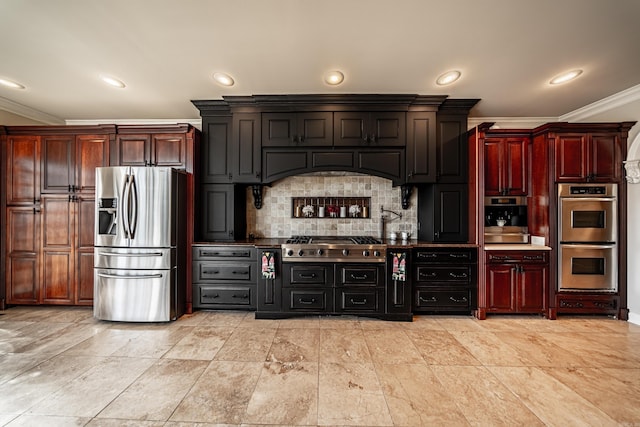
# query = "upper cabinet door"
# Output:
<box><xmin>233</xmin><ymin>113</ymin><xmax>261</xmax><ymax>183</ymax></box>
<box><xmin>201</xmin><ymin>116</ymin><xmax>233</xmax><ymax>183</ymax></box>
<box><xmin>75</xmin><ymin>134</ymin><xmax>109</xmax><ymax>193</ymax></box>
<box><xmin>115</xmin><ymin>134</ymin><xmax>151</xmax><ymax>166</ymax></box>
<box><xmin>555</xmin><ymin>132</ymin><xmax>620</xmax><ymax>182</ymax></box>
<box><xmin>334</xmin><ymin>112</ymin><xmax>405</xmax><ymax>147</ymax></box>
<box><xmin>484</xmin><ymin>137</ymin><xmax>528</xmax><ymax>196</ymax></box>
<box><xmin>555</xmin><ymin>134</ymin><xmax>588</xmax><ymax>182</ymax></box>
<box><xmin>504</xmin><ymin>138</ymin><xmax>529</xmax><ymax>195</ymax></box>
<box><xmin>41</xmin><ymin>135</ymin><xmax>75</xmax><ymax>194</ymax></box>
<box><xmin>6</xmin><ymin>135</ymin><xmax>40</xmax><ymax>205</ymax></box>
<box><xmin>152</xmin><ymin>133</ymin><xmax>186</xmax><ymax>167</ymax></box>
<box><xmin>589</xmin><ymin>133</ymin><xmax>620</xmax><ymax>182</ymax></box>
<box><xmin>406</xmin><ymin>111</ymin><xmax>436</xmax><ymax>183</ymax></box>
<box><xmin>297</xmin><ymin>112</ymin><xmax>333</xmax><ymax>146</ymax></box>
<box><xmin>370</xmin><ymin>112</ymin><xmax>405</xmax><ymax>146</ymax></box>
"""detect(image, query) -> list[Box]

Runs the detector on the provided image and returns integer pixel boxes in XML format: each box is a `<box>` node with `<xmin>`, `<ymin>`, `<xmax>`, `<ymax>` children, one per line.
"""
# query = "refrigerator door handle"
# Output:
<box><xmin>97</xmin><ymin>272</ymin><xmax>163</xmax><ymax>279</ymax></box>
<box><xmin>129</xmin><ymin>174</ymin><xmax>138</xmax><ymax>239</ymax></box>
<box><xmin>97</xmin><ymin>251</ymin><xmax>164</xmax><ymax>257</ymax></box>
<box><xmin>122</xmin><ymin>174</ymin><xmax>131</xmax><ymax>239</ymax></box>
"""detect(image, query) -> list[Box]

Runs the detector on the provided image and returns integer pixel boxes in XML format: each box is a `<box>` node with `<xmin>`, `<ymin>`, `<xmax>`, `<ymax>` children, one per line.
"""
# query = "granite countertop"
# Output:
<box><xmin>484</xmin><ymin>243</ymin><xmax>552</xmax><ymax>251</ymax></box>
<box><xmin>194</xmin><ymin>239</ymin><xmax>479</xmax><ymax>249</ymax></box>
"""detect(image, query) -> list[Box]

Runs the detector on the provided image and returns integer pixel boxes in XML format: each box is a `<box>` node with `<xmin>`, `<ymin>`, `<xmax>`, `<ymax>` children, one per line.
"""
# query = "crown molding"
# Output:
<box><xmin>0</xmin><ymin>96</ymin><xmax>65</xmax><ymax>125</ymax></box>
<box><xmin>467</xmin><ymin>116</ymin><xmax>556</xmax><ymax>130</ymax></box>
<box><xmin>560</xmin><ymin>83</ymin><xmax>640</xmax><ymax>122</ymax></box>
<box><xmin>65</xmin><ymin>118</ymin><xmax>202</xmax><ymax>130</ymax></box>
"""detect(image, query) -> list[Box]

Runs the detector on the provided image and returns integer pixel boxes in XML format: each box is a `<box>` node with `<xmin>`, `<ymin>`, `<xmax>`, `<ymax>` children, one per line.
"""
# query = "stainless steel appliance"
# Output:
<box><xmin>94</xmin><ymin>167</ymin><xmax>187</xmax><ymax>321</ymax></box>
<box><xmin>282</xmin><ymin>235</ymin><xmax>386</xmax><ymax>263</ymax></box>
<box><xmin>558</xmin><ymin>183</ymin><xmax>617</xmax><ymax>292</ymax></box>
<box><xmin>484</xmin><ymin>196</ymin><xmax>529</xmax><ymax>243</ymax></box>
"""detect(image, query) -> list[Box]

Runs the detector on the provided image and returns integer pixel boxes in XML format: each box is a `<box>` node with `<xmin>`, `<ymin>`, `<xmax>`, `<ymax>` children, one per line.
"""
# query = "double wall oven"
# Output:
<box><xmin>558</xmin><ymin>183</ymin><xmax>618</xmax><ymax>292</ymax></box>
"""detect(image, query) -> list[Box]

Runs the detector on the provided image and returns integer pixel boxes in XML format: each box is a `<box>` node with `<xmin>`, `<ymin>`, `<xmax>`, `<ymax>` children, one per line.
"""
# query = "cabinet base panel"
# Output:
<box><xmin>255</xmin><ymin>312</ymin><xmax>413</xmax><ymax>322</ymax></box>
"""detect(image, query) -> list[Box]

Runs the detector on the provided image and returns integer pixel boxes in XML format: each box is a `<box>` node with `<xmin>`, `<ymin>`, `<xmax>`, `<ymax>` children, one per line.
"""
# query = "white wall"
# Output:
<box><xmin>626</xmin><ymin>134</ymin><xmax>640</xmax><ymax>325</ymax></box>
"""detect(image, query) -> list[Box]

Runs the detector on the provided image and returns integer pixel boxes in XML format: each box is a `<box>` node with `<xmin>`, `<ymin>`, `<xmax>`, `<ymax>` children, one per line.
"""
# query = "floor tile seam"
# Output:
<box><xmin>164</xmin><ymin>357</ymin><xmax>218</xmax><ymax>424</ymax></box>
<box><xmin>485</xmin><ymin>365</ymin><xmax>618</xmax><ymax>426</ymax></box>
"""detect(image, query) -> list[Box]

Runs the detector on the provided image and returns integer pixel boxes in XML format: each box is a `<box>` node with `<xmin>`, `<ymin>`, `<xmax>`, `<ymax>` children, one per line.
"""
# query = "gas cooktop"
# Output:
<box><xmin>282</xmin><ymin>235</ymin><xmax>386</xmax><ymax>262</ymax></box>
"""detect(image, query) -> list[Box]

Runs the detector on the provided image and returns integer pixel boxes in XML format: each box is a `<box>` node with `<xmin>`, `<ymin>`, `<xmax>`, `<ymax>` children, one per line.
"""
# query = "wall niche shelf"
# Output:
<box><xmin>291</xmin><ymin>197</ymin><xmax>371</xmax><ymax>218</ymax></box>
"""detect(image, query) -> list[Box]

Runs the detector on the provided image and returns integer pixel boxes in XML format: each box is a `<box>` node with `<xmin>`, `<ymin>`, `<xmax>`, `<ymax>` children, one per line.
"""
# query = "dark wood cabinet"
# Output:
<box><xmin>41</xmin><ymin>135</ymin><xmax>75</xmax><ymax>194</ymax></box>
<box><xmin>418</xmin><ymin>184</ymin><xmax>468</xmax><ymax>242</ymax></box>
<box><xmin>5</xmin><ymin>206</ymin><xmax>41</xmax><ymax>304</ymax></box>
<box><xmin>555</xmin><ymin>132</ymin><xmax>621</xmax><ymax>182</ymax></box>
<box><xmin>113</xmin><ymin>125</ymin><xmax>194</xmax><ymax>170</ymax></box>
<box><xmin>484</xmin><ymin>137</ymin><xmax>529</xmax><ymax>196</ymax></box>
<box><xmin>199</xmin><ymin>184</ymin><xmax>246</xmax><ymax>242</ymax></box>
<box><xmin>114</xmin><ymin>132</ymin><xmax>186</xmax><ymax>168</ymax></box>
<box><xmin>435</xmin><ymin>114</ymin><xmax>468</xmax><ymax>183</ymax></box>
<box><xmin>386</xmin><ymin>249</ymin><xmax>412</xmax><ymax>316</ymax></box>
<box><xmin>41</xmin><ymin>195</ymin><xmax>74</xmax><ymax>304</ymax></box>
<box><xmin>256</xmin><ymin>248</ymin><xmax>282</xmax><ymax>314</ymax></box>
<box><xmin>483</xmin><ymin>251</ymin><xmax>548</xmax><ymax>316</ymax></box>
<box><xmin>412</xmin><ymin>247</ymin><xmax>477</xmax><ymax>313</ymax></box>
<box><xmin>5</xmin><ymin>135</ymin><xmax>40</xmax><ymax>206</ymax></box>
<box><xmin>262</xmin><ymin>112</ymin><xmax>333</xmax><ymax>147</ymax></box>
<box><xmin>334</xmin><ymin>111</ymin><xmax>406</xmax><ymax>146</ymax></box>
<box><xmin>200</xmin><ymin>116</ymin><xmax>233</xmax><ymax>183</ymax></box>
<box><xmin>406</xmin><ymin>111</ymin><xmax>436</xmax><ymax>183</ymax></box>
<box><xmin>192</xmin><ymin>245</ymin><xmax>257</xmax><ymax>309</ymax></box>
<box><xmin>232</xmin><ymin>113</ymin><xmax>261</xmax><ymax>183</ymax></box>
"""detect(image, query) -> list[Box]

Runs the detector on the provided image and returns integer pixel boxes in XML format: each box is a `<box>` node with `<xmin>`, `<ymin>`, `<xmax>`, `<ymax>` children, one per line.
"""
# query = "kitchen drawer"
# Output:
<box><xmin>337</xmin><ymin>265</ymin><xmax>383</xmax><ymax>286</ymax></box>
<box><xmin>415</xmin><ymin>265</ymin><xmax>471</xmax><ymax>283</ymax></box>
<box><xmin>194</xmin><ymin>284</ymin><xmax>254</xmax><ymax>308</ymax></box>
<box><xmin>414</xmin><ymin>289</ymin><xmax>471</xmax><ymax>309</ymax></box>
<box><xmin>192</xmin><ymin>245</ymin><xmax>256</xmax><ymax>261</ymax></box>
<box><xmin>336</xmin><ymin>289</ymin><xmax>382</xmax><ymax>312</ymax></box>
<box><xmin>286</xmin><ymin>289</ymin><xmax>331</xmax><ymax>311</ymax></box>
<box><xmin>193</xmin><ymin>261</ymin><xmax>255</xmax><ymax>282</ymax></box>
<box><xmin>557</xmin><ymin>295</ymin><xmax>618</xmax><ymax>312</ymax></box>
<box><xmin>486</xmin><ymin>251</ymin><xmax>547</xmax><ymax>264</ymax></box>
<box><xmin>414</xmin><ymin>249</ymin><xmax>476</xmax><ymax>264</ymax></box>
<box><xmin>284</xmin><ymin>264</ymin><xmax>332</xmax><ymax>286</ymax></box>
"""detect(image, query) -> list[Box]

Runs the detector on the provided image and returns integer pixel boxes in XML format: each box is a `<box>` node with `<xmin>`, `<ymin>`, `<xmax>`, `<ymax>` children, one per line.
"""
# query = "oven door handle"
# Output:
<box><xmin>561</xmin><ymin>197</ymin><xmax>615</xmax><ymax>203</ymax></box>
<box><xmin>561</xmin><ymin>243</ymin><xmax>616</xmax><ymax>249</ymax></box>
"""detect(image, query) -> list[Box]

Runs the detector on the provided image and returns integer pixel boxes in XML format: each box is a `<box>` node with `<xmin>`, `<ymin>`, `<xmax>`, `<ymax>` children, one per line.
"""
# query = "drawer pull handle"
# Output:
<box><xmin>418</xmin><ymin>253</ymin><xmax>437</xmax><ymax>259</ymax></box>
<box><xmin>203</xmin><ymin>270</ymin><xmax>220</xmax><ymax>275</ymax></box>
<box><xmin>203</xmin><ymin>293</ymin><xmax>220</xmax><ymax>299</ymax></box>
<box><xmin>350</xmin><ymin>274</ymin><xmax>368</xmax><ymax>280</ymax></box>
<box><xmin>299</xmin><ymin>273</ymin><xmax>317</xmax><ymax>279</ymax></box>
<box><xmin>419</xmin><ymin>296</ymin><xmax>437</xmax><ymax>302</ymax></box>
<box><xmin>449</xmin><ymin>272</ymin><xmax>468</xmax><ymax>279</ymax></box>
<box><xmin>523</xmin><ymin>255</ymin><xmax>543</xmax><ymax>260</ymax></box>
<box><xmin>420</xmin><ymin>272</ymin><xmax>437</xmax><ymax>278</ymax></box>
<box><xmin>232</xmin><ymin>294</ymin><xmax>249</xmax><ymax>299</ymax></box>
<box><xmin>298</xmin><ymin>298</ymin><xmax>317</xmax><ymax>305</ymax></box>
<box><xmin>350</xmin><ymin>298</ymin><xmax>367</xmax><ymax>305</ymax></box>
<box><xmin>232</xmin><ymin>271</ymin><xmax>249</xmax><ymax>275</ymax></box>
<box><xmin>449</xmin><ymin>254</ymin><xmax>469</xmax><ymax>259</ymax></box>
<box><xmin>201</xmin><ymin>251</ymin><xmax>250</xmax><ymax>257</ymax></box>
<box><xmin>449</xmin><ymin>296</ymin><xmax>468</xmax><ymax>303</ymax></box>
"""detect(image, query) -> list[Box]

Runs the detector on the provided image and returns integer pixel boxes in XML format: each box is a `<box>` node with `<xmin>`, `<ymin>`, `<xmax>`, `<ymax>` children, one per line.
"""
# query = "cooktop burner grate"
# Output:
<box><xmin>284</xmin><ymin>235</ymin><xmax>382</xmax><ymax>245</ymax></box>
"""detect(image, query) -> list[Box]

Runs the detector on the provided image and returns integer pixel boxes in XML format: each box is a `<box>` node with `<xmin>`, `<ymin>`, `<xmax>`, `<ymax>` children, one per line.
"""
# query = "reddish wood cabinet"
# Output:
<box><xmin>482</xmin><ymin>250</ymin><xmax>548</xmax><ymax>316</ymax></box>
<box><xmin>555</xmin><ymin>132</ymin><xmax>621</xmax><ymax>182</ymax></box>
<box><xmin>484</xmin><ymin>136</ymin><xmax>529</xmax><ymax>196</ymax></box>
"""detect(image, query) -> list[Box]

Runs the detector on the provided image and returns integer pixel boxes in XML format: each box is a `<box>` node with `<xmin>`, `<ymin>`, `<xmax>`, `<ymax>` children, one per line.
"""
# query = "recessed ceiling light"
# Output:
<box><xmin>0</xmin><ymin>78</ymin><xmax>26</xmax><ymax>89</ymax></box>
<box><xmin>101</xmin><ymin>75</ymin><xmax>126</xmax><ymax>88</ymax></box>
<box><xmin>436</xmin><ymin>70</ymin><xmax>461</xmax><ymax>86</ymax></box>
<box><xmin>213</xmin><ymin>72</ymin><xmax>235</xmax><ymax>87</ymax></box>
<box><xmin>549</xmin><ymin>69</ymin><xmax>583</xmax><ymax>85</ymax></box>
<box><xmin>324</xmin><ymin>70</ymin><xmax>345</xmax><ymax>85</ymax></box>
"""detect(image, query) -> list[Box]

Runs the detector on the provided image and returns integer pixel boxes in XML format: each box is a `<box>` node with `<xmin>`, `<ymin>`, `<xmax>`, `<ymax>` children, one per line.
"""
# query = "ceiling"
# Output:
<box><xmin>1</xmin><ymin>0</ymin><xmax>640</xmax><ymax>125</ymax></box>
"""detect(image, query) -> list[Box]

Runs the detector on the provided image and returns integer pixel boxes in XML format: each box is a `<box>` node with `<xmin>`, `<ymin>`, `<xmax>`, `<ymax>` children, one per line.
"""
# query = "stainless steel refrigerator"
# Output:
<box><xmin>94</xmin><ymin>166</ymin><xmax>186</xmax><ymax>322</ymax></box>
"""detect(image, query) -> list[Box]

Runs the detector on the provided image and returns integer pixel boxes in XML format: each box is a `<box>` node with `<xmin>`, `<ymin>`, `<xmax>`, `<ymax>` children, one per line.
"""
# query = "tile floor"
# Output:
<box><xmin>1</xmin><ymin>307</ymin><xmax>640</xmax><ymax>426</ymax></box>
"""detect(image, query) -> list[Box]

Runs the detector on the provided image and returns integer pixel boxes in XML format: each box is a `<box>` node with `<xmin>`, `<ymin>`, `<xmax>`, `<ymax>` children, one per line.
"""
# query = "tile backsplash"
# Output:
<box><xmin>246</xmin><ymin>172</ymin><xmax>417</xmax><ymax>239</ymax></box>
